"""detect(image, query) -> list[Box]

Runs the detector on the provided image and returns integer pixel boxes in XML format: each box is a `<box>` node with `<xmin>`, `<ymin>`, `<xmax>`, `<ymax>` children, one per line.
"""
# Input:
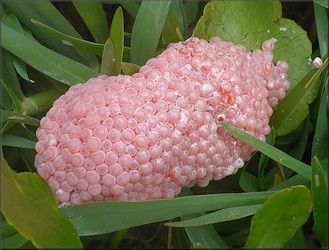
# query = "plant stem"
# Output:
<box><xmin>20</xmin><ymin>88</ymin><xmax>63</xmax><ymax>117</ymax></box>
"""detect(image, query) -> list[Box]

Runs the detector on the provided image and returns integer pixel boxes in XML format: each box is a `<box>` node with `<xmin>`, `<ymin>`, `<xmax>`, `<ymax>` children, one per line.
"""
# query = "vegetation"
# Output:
<box><xmin>1</xmin><ymin>1</ymin><xmax>328</xmax><ymax>249</ymax></box>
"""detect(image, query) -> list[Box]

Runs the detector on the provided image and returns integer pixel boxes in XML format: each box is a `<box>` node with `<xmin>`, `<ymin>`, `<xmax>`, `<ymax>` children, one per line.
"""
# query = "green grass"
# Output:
<box><xmin>1</xmin><ymin>1</ymin><xmax>328</xmax><ymax>249</ymax></box>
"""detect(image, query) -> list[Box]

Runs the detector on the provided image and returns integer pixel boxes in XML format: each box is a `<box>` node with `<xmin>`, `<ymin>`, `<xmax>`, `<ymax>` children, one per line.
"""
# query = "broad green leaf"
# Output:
<box><xmin>221</xmin><ymin>122</ymin><xmax>312</xmax><ymax>180</ymax></box>
<box><xmin>282</xmin><ymin>228</ymin><xmax>305</xmax><ymax>249</ymax></box>
<box><xmin>31</xmin><ymin>19</ymin><xmax>104</xmax><ymax>56</ymax></box>
<box><xmin>4</xmin><ymin>1</ymin><xmax>99</xmax><ymax>69</ymax></box>
<box><xmin>2</xmin><ymin>134</ymin><xmax>36</xmax><ymax>149</ymax></box>
<box><xmin>2</xmin><ymin>24</ymin><xmax>99</xmax><ymax>86</ymax></box>
<box><xmin>1</xmin><ymin>152</ymin><xmax>83</xmax><ymax>249</ymax></box>
<box><xmin>166</xmin><ymin>204</ymin><xmax>261</xmax><ymax>227</ymax></box>
<box><xmin>1</xmin><ymin>110</ymin><xmax>40</xmax><ymax>126</ymax></box>
<box><xmin>131</xmin><ymin>1</ymin><xmax>171</xmax><ymax>65</ymax></box>
<box><xmin>193</xmin><ymin>1</ymin><xmax>313</xmax><ymax>90</ymax></box>
<box><xmin>192</xmin><ymin>1</ymin><xmax>321</xmax><ymax>136</ymax></box>
<box><xmin>72</xmin><ymin>0</ymin><xmax>109</xmax><ymax>44</ymax></box>
<box><xmin>244</xmin><ymin>185</ymin><xmax>312</xmax><ymax>249</ymax></box>
<box><xmin>101</xmin><ymin>38</ymin><xmax>115</xmax><ymax>75</ymax></box>
<box><xmin>109</xmin><ymin>7</ymin><xmax>124</xmax><ymax>75</ymax></box>
<box><xmin>61</xmin><ymin>191</ymin><xmax>275</xmax><ymax>236</ymax></box>
<box><xmin>314</xmin><ymin>2</ymin><xmax>328</xmax><ymax>56</ymax></box>
<box><xmin>270</xmin><ymin>53</ymin><xmax>328</xmax><ymax>135</ymax></box>
<box><xmin>311</xmin><ymin>156</ymin><xmax>328</xmax><ymax>248</ymax></box>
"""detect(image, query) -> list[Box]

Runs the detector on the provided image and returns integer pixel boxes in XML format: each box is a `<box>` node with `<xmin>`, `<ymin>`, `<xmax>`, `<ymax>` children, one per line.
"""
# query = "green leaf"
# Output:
<box><xmin>314</xmin><ymin>0</ymin><xmax>329</xmax><ymax>9</ymax></box>
<box><xmin>193</xmin><ymin>1</ymin><xmax>313</xmax><ymax>90</ymax></box>
<box><xmin>270</xmin><ymin>53</ymin><xmax>328</xmax><ymax>135</ymax></box>
<box><xmin>161</xmin><ymin>8</ymin><xmax>183</xmax><ymax>45</ymax></box>
<box><xmin>1</xmin><ymin>110</ymin><xmax>40</xmax><ymax>126</ymax></box>
<box><xmin>109</xmin><ymin>7</ymin><xmax>124</xmax><ymax>75</ymax></box>
<box><xmin>244</xmin><ymin>185</ymin><xmax>312</xmax><ymax>249</ymax></box>
<box><xmin>183</xmin><ymin>218</ymin><xmax>229</xmax><ymax>249</ymax></box>
<box><xmin>239</xmin><ymin>171</ymin><xmax>260</xmax><ymax>192</ymax></box>
<box><xmin>311</xmin><ymin>156</ymin><xmax>328</xmax><ymax>248</ymax></box>
<box><xmin>13</xmin><ymin>58</ymin><xmax>35</xmax><ymax>84</ymax></box>
<box><xmin>1</xmin><ymin>233</ymin><xmax>28</xmax><ymax>249</ymax></box>
<box><xmin>2</xmin><ymin>134</ymin><xmax>36</xmax><ymax>149</ymax></box>
<box><xmin>4</xmin><ymin>1</ymin><xmax>99</xmax><ymax>69</ymax></box>
<box><xmin>312</xmin><ymin>71</ymin><xmax>329</xmax><ymax>163</ymax></box>
<box><xmin>175</xmin><ymin>189</ymin><xmax>230</xmax><ymax>249</ymax></box>
<box><xmin>2</xmin><ymin>23</ymin><xmax>99</xmax><ymax>86</ymax></box>
<box><xmin>258</xmin><ymin>128</ymin><xmax>276</xmax><ymax>190</ymax></box>
<box><xmin>121</xmin><ymin>62</ymin><xmax>141</xmax><ymax>75</ymax></box>
<box><xmin>1</xmin><ymin>50</ymin><xmax>24</xmax><ymax>106</ymax></box>
<box><xmin>131</xmin><ymin>1</ymin><xmax>171</xmax><ymax>65</ymax></box>
<box><xmin>31</xmin><ymin>19</ymin><xmax>104</xmax><ymax>56</ymax></box>
<box><xmin>100</xmin><ymin>38</ymin><xmax>115</xmax><ymax>75</ymax></box>
<box><xmin>184</xmin><ymin>1</ymin><xmax>199</xmax><ymax>27</ymax></box>
<box><xmin>314</xmin><ymin>2</ymin><xmax>328</xmax><ymax>56</ymax></box>
<box><xmin>0</xmin><ymin>152</ymin><xmax>83</xmax><ymax>249</ymax></box>
<box><xmin>2</xmin><ymin>8</ymin><xmax>35</xmax><ymax>84</ymax></box>
<box><xmin>165</xmin><ymin>204</ymin><xmax>261</xmax><ymax>227</ymax></box>
<box><xmin>221</xmin><ymin>122</ymin><xmax>312</xmax><ymax>180</ymax></box>
<box><xmin>72</xmin><ymin>0</ymin><xmax>109</xmax><ymax>44</ymax></box>
<box><xmin>61</xmin><ymin>190</ymin><xmax>275</xmax><ymax>236</ymax></box>
<box><xmin>170</xmin><ymin>0</ymin><xmax>188</xmax><ymax>39</ymax></box>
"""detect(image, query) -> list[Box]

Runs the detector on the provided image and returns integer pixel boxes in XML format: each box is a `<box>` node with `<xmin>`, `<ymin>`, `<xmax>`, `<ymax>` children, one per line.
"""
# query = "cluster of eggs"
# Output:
<box><xmin>35</xmin><ymin>37</ymin><xmax>290</xmax><ymax>206</ymax></box>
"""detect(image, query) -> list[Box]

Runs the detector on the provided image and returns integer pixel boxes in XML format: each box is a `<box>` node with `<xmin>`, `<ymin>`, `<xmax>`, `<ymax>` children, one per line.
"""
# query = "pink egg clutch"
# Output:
<box><xmin>35</xmin><ymin>37</ymin><xmax>290</xmax><ymax>207</ymax></box>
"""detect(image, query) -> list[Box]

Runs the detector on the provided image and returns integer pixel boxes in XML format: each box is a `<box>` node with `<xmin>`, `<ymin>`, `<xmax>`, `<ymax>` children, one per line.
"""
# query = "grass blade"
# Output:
<box><xmin>165</xmin><ymin>204</ymin><xmax>261</xmax><ymax>227</ymax></box>
<box><xmin>314</xmin><ymin>0</ymin><xmax>329</xmax><ymax>9</ymax></box>
<box><xmin>100</xmin><ymin>38</ymin><xmax>115</xmax><ymax>75</ymax></box>
<box><xmin>1</xmin><ymin>110</ymin><xmax>40</xmax><ymax>127</ymax></box>
<box><xmin>311</xmin><ymin>156</ymin><xmax>328</xmax><ymax>248</ymax></box>
<box><xmin>1</xmin><ymin>51</ymin><xmax>24</xmax><ymax>107</ymax></box>
<box><xmin>31</xmin><ymin>19</ymin><xmax>104</xmax><ymax>56</ymax></box>
<box><xmin>109</xmin><ymin>7</ymin><xmax>124</xmax><ymax>75</ymax></box>
<box><xmin>183</xmin><ymin>219</ymin><xmax>229</xmax><ymax>249</ymax></box>
<box><xmin>72</xmin><ymin>0</ymin><xmax>109</xmax><ymax>44</ymax></box>
<box><xmin>4</xmin><ymin>1</ymin><xmax>99</xmax><ymax>69</ymax></box>
<box><xmin>131</xmin><ymin>1</ymin><xmax>171</xmax><ymax>65</ymax></box>
<box><xmin>314</xmin><ymin>2</ymin><xmax>328</xmax><ymax>56</ymax></box>
<box><xmin>2</xmin><ymin>23</ymin><xmax>99</xmax><ymax>86</ymax></box>
<box><xmin>2</xmin><ymin>134</ymin><xmax>36</xmax><ymax>149</ymax></box>
<box><xmin>221</xmin><ymin>122</ymin><xmax>312</xmax><ymax>180</ymax></box>
<box><xmin>1</xmin><ymin>233</ymin><xmax>28</xmax><ymax>249</ymax></box>
<box><xmin>312</xmin><ymin>71</ymin><xmax>328</xmax><ymax>163</ymax></box>
<box><xmin>61</xmin><ymin>190</ymin><xmax>275</xmax><ymax>236</ymax></box>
